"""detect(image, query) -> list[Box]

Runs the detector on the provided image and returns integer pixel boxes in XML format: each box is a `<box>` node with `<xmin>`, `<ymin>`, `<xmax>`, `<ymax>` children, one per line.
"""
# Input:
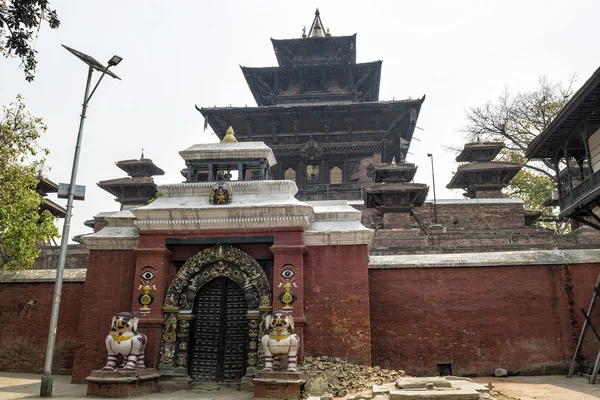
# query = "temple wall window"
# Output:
<box><xmin>284</xmin><ymin>167</ymin><xmax>297</xmax><ymax>182</ymax></box>
<box><xmin>306</xmin><ymin>164</ymin><xmax>320</xmax><ymax>184</ymax></box>
<box><xmin>329</xmin><ymin>166</ymin><xmax>342</xmax><ymax>184</ymax></box>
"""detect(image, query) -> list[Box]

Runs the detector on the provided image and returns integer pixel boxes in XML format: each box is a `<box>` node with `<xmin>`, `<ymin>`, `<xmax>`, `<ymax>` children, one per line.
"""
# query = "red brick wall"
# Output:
<box><xmin>0</xmin><ymin>282</ymin><xmax>84</xmax><ymax>374</ymax></box>
<box><xmin>72</xmin><ymin>249</ymin><xmax>136</xmax><ymax>383</ymax></box>
<box><xmin>303</xmin><ymin>244</ymin><xmax>371</xmax><ymax>365</ymax></box>
<box><xmin>385</xmin><ymin>202</ymin><xmax>525</xmax><ymax>230</ymax></box>
<box><xmin>369</xmin><ymin>263</ymin><xmax>600</xmax><ymax>376</ymax></box>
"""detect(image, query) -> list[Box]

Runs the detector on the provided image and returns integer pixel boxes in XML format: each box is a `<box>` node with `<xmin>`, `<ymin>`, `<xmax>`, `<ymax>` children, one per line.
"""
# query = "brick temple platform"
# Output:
<box><xmin>86</xmin><ymin>368</ymin><xmax>160</xmax><ymax>397</ymax></box>
<box><xmin>252</xmin><ymin>371</ymin><xmax>307</xmax><ymax>400</ymax></box>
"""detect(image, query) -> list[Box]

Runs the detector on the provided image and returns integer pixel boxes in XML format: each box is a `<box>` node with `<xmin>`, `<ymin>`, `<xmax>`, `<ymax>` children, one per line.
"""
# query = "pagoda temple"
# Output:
<box><xmin>365</xmin><ymin>161</ymin><xmax>429</xmax><ymax>229</ymax></box>
<box><xmin>198</xmin><ymin>9</ymin><xmax>424</xmax><ymax>201</ymax></box>
<box><xmin>447</xmin><ymin>141</ymin><xmax>522</xmax><ymax>199</ymax></box>
<box><xmin>97</xmin><ymin>154</ymin><xmax>165</xmax><ymax>210</ymax></box>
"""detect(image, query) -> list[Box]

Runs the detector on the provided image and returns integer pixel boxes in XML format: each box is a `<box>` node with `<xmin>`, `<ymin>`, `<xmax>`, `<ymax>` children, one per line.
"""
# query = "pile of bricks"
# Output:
<box><xmin>299</xmin><ymin>356</ymin><xmax>406</xmax><ymax>398</ymax></box>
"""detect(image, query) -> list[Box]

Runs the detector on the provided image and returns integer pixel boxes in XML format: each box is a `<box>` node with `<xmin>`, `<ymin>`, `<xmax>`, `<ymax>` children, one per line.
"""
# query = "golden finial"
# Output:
<box><xmin>222</xmin><ymin>126</ymin><xmax>238</xmax><ymax>143</ymax></box>
<box><xmin>302</xmin><ymin>26</ymin><xmax>307</xmax><ymax>38</ymax></box>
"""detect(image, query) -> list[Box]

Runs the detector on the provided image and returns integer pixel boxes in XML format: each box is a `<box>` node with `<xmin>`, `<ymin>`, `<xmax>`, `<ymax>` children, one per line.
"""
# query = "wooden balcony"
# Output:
<box><xmin>559</xmin><ymin>168</ymin><xmax>600</xmax><ymax>218</ymax></box>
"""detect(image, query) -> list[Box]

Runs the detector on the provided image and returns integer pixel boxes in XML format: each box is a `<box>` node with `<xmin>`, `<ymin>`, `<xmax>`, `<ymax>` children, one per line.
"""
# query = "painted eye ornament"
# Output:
<box><xmin>141</xmin><ymin>271</ymin><xmax>155</xmax><ymax>280</ymax></box>
<box><xmin>281</xmin><ymin>269</ymin><xmax>295</xmax><ymax>279</ymax></box>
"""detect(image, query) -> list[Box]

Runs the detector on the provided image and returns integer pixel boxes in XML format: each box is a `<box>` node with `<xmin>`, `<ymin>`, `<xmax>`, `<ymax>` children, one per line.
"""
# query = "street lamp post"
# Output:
<box><xmin>427</xmin><ymin>153</ymin><xmax>438</xmax><ymax>224</ymax></box>
<box><xmin>40</xmin><ymin>45</ymin><xmax>122</xmax><ymax>397</ymax></box>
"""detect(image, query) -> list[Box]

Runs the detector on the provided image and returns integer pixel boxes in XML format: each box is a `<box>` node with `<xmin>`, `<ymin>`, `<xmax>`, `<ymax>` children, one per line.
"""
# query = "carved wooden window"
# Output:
<box><xmin>306</xmin><ymin>165</ymin><xmax>320</xmax><ymax>184</ymax></box>
<box><xmin>284</xmin><ymin>167</ymin><xmax>296</xmax><ymax>182</ymax></box>
<box><xmin>330</xmin><ymin>166</ymin><xmax>342</xmax><ymax>185</ymax></box>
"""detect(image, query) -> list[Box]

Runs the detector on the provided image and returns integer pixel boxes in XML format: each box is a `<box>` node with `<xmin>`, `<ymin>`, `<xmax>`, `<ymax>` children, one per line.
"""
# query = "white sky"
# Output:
<box><xmin>1</xmin><ymin>0</ymin><xmax>599</xmax><ymax>241</ymax></box>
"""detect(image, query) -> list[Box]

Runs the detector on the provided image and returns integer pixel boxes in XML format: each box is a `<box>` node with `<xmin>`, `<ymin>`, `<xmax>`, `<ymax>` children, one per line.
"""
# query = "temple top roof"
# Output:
<box><xmin>270</xmin><ymin>9</ymin><xmax>356</xmax><ymax>67</ymax></box>
<box><xmin>373</xmin><ymin>162</ymin><xmax>418</xmax><ymax>183</ymax></box>
<box><xmin>116</xmin><ymin>158</ymin><xmax>165</xmax><ymax>177</ymax></box>
<box><xmin>455</xmin><ymin>142</ymin><xmax>504</xmax><ymax>162</ymax></box>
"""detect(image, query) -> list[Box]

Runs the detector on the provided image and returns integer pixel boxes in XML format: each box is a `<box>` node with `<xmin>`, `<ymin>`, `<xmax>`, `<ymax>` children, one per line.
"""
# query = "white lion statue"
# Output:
<box><xmin>261</xmin><ymin>310</ymin><xmax>300</xmax><ymax>372</ymax></box>
<box><xmin>101</xmin><ymin>312</ymin><xmax>147</xmax><ymax>371</ymax></box>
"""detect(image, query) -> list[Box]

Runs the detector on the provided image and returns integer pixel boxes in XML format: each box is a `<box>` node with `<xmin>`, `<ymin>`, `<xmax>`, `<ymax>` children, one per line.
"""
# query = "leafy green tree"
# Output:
<box><xmin>460</xmin><ymin>76</ymin><xmax>575</xmax><ymax>230</ymax></box>
<box><xmin>0</xmin><ymin>95</ymin><xmax>58</xmax><ymax>269</ymax></box>
<box><xmin>0</xmin><ymin>0</ymin><xmax>60</xmax><ymax>81</ymax></box>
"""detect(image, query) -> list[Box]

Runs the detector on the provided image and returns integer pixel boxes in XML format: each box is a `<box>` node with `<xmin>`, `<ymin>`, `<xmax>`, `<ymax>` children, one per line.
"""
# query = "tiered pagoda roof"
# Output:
<box><xmin>447</xmin><ymin>142</ymin><xmax>522</xmax><ymax>198</ymax></box>
<box><xmin>197</xmin><ymin>9</ymin><xmax>425</xmax><ymax>200</ymax></box>
<box><xmin>365</xmin><ymin>161</ymin><xmax>429</xmax><ymax>211</ymax></box>
<box><xmin>36</xmin><ymin>177</ymin><xmax>66</xmax><ymax>218</ymax></box>
<box><xmin>98</xmin><ymin>155</ymin><xmax>164</xmax><ymax>210</ymax></box>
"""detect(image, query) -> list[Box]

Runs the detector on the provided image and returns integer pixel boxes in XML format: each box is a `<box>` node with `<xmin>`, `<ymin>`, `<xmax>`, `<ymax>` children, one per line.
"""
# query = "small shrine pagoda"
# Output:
<box><xmin>36</xmin><ymin>177</ymin><xmax>66</xmax><ymax>218</ymax></box>
<box><xmin>197</xmin><ymin>9</ymin><xmax>424</xmax><ymax>201</ymax></box>
<box><xmin>97</xmin><ymin>154</ymin><xmax>165</xmax><ymax>210</ymax></box>
<box><xmin>365</xmin><ymin>161</ymin><xmax>429</xmax><ymax>228</ymax></box>
<box><xmin>447</xmin><ymin>142</ymin><xmax>522</xmax><ymax>198</ymax></box>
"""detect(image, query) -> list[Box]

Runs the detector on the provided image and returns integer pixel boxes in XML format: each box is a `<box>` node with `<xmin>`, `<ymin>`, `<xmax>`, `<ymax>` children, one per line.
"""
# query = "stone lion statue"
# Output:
<box><xmin>101</xmin><ymin>312</ymin><xmax>147</xmax><ymax>371</ymax></box>
<box><xmin>261</xmin><ymin>310</ymin><xmax>300</xmax><ymax>372</ymax></box>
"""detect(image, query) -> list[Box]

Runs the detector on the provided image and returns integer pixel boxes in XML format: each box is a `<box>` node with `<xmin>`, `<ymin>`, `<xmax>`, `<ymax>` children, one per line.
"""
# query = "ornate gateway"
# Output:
<box><xmin>158</xmin><ymin>245</ymin><xmax>271</xmax><ymax>382</ymax></box>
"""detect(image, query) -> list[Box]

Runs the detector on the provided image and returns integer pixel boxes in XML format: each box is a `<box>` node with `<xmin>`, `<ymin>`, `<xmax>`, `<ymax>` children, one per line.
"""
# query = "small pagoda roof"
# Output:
<box><xmin>97</xmin><ymin>177</ymin><xmax>156</xmax><ymax>198</ymax></box>
<box><xmin>98</xmin><ymin>177</ymin><xmax>155</xmax><ymax>187</ymax></box>
<box><xmin>42</xmin><ymin>198</ymin><xmax>66</xmax><ymax>218</ymax></box>
<box><xmin>373</xmin><ymin>162</ymin><xmax>418</xmax><ymax>182</ymax></box>
<box><xmin>97</xmin><ymin>177</ymin><xmax>157</xmax><ymax>199</ymax></box>
<box><xmin>116</xmin><ymin>158</ymin><xmax>165</xmax><ymax>177</ymax></box>
<box><xmin>36</xmin><ymin>177</ymin><xmax>59</xmax><ymax>196</ymax></box>
<box><xmin>527</xmin><ymin>65</ymin><xmax>600</xmax><ymax>159</ymax></box>
<box><xmin>447</xmin><ymin>161</ymin><xmax>522</xmax><ymax>189</ymax></box>
<box><xmin>366</xmin><ymin>182</ymin><xmax>429</xmax><ymax>193</ymax></box>
<box><xmin>179</xmin><ymin>141</ymin><xmax>277</xmax><ymax>166</ymax></box>
<box><xmin>455</xmin><ymin>142</ymin><xmax>504</xmax><ymax>162</ymax></box>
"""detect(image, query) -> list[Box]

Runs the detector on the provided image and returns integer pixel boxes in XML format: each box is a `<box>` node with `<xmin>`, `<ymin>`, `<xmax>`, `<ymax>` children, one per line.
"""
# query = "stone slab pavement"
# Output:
<box><xmin>473</xmin><ymin>375</ymin><xmax>600</xmax><ymax>400</ymax></box>
<box><xmin>0</xmin><ymin>373</ymin><xmax>253</xmax><ymax>400</ymax></box>
<box><xmin>2</xmin><ymin>372</ymin><xmax>600</xmax><ymax>400</ymax></box>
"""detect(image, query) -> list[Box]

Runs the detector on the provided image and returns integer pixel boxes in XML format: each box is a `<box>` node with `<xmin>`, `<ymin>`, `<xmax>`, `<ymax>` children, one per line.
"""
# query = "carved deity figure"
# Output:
<box><xmin>261</xmin><ymin>310</ymin><xmax>300</xmax><ymax>372</ymax></box>
<box><xmin>102</xmin><ymin>312</ymin><xmax>147</xmax><ymax>371</ymax></box>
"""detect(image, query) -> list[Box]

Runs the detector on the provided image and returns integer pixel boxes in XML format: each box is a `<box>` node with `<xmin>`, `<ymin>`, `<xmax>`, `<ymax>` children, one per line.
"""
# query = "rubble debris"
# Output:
<box><xmin>299</xmin><ymin>356</ymin><xmax>406</xmax><ymax>398</ymax></box>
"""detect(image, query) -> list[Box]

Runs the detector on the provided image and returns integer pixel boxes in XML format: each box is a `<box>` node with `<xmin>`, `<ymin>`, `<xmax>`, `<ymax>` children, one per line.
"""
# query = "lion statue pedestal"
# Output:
<box><xmin>86</xmin><ymin>312</ymin><xmax>160</xmax><ymax>397</ymax></box>
<box><xmin>252</xmin><ymin>310</ymin><xmax>306</xmax><ymax>400</ymax></box>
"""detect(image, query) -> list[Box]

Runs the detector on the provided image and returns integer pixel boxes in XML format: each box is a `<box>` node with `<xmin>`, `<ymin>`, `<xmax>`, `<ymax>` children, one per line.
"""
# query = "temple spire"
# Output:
<box><xmin>308</xmin><ymin>8</ymin><xmax>327</xmax><ymax>38</ymax></box>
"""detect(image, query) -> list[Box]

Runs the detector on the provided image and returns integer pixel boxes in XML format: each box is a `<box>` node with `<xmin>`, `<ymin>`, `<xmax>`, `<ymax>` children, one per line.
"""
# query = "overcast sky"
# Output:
<box><xmin>1</xmin><ymin>0</ymin><xmax>599</xmax><ymax>240</ymax></box>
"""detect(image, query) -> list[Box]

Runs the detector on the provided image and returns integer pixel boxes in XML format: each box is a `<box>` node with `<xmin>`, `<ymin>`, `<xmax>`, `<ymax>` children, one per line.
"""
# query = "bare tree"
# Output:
<box><xmin>460</xmin><ymin>75</ymin><xmax>576</xmax><ymax>177</ymax></box>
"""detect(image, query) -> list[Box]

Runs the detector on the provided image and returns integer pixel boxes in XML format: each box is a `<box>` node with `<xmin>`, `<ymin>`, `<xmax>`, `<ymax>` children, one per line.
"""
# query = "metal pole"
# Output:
<box><xmin>428</xmin><ymin>153</ymin><xmax>438</xmax><ymax>224</ymax></box>
<box><xmin>40</xmin><ymin>65</ymin><xmax>94</xmax><ymax>397</ymax></box>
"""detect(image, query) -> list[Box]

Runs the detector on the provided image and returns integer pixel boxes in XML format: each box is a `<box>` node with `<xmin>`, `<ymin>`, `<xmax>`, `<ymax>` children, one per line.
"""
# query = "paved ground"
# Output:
<box><xmin>1</xmin><ymin>372</ymin><xmax>600</xmax><ymax>399</ymax></box>
<box><xmin>473</xmin><ymin>375</ymin><xmax>600</xmax><ymax>400</ymax></box>
<box><xmin>0</xmin><ymin>373</ymin><xmax>252</xmax><ymax>400</ymax></box>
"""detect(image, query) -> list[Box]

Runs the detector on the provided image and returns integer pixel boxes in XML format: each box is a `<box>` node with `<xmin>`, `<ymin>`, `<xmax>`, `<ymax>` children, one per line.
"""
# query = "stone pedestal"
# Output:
<box><xmin>252</xmin><ymin>371</ymin><xmax>307</xmax><ymax>400</ymax></box>
<box><xmin>86</xmin><ymin>369</ymin><xmax>160</xmax><ymax>397</ymax></box>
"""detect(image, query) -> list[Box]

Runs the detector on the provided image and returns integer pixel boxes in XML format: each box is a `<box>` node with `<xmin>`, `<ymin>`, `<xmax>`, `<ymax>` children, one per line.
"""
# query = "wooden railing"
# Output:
<box><xmin>559</xmin><ymin>168</ymin><xmax>600</xmax><ymax>213</ymax></box>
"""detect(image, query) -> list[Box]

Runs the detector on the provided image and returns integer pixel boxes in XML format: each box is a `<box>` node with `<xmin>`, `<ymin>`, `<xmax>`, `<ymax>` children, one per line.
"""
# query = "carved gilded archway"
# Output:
<box><xmin>157</xmin><ymin>244</ymin><xmax>272</xmax><ymax>379</ymax></box>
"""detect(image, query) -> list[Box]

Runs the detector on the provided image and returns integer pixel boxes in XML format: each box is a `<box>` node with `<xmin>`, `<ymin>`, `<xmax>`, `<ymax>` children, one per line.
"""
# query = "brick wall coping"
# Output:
<box><xmin>369</xmin><ymin>248</ymin><xmax>600</xmax><ymax>269</ymax></box>
<box><xmin>0</xmin><ymin>268</ymin><xmax>87</xmax><ymax>282</ymax></box>
<box><xmin>424</xmin><ymin>198</ymin><xmax>524</xmax><ymax>205</ymax></box>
